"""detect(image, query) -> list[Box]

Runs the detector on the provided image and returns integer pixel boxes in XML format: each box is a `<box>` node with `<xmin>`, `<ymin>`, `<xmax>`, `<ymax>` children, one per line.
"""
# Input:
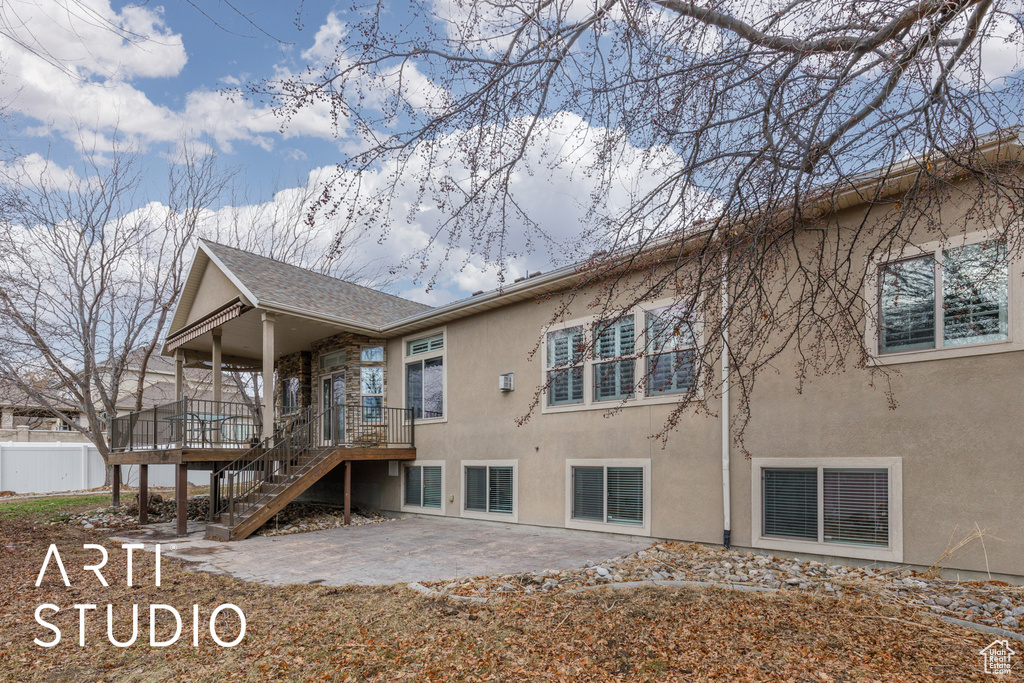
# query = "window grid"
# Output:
<box><xmin>762</xmin><ymin>466</ymin><xmax>889</xmax><ymax>548</ymax></box>
<box><xmin>464</xmin><ymin>465</ymin><xmax>514</xmax><ymax>515</ymax></box>
<box><xmin>545</xmin><ymin>303</ymin><xmax>700</xmax><ymax>410</ymax></box>
<box><xmin>405</xmin><ymin>465</ymin><xmax>442</xmax><ymax>509</ymax></box>
<box><xmin>405</xmin><ymin>331</ymin><xmax>445</xmax><ymax>420</ymax></box>
<box><xmin>571</xmin><ymin>465</ymin><xmax>644</xmax><ymax>527</ymax></box>
<box><xmin>878</xmin><ymin>240</ymin><xmax>1008</xmax><ymax>355</ymax></box>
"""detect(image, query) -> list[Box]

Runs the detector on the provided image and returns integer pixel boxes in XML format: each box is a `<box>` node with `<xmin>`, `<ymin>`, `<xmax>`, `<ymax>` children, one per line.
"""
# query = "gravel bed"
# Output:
<box><xmin>420</xmin><ymin>541</ymin><xmax>1024</xmax><ymax>633</ymax></box>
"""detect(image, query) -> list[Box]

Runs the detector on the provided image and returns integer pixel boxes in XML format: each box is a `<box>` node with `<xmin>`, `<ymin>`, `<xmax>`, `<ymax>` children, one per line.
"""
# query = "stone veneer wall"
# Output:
<box><xmin>310</xmin><ymin>333</ymin><xmax>388</xmax><ymax>409</ymax></box>
<box><xmin>275</xmin><ymin>351</ymin><xmax>312</xmax><ymax>410</ymax></box>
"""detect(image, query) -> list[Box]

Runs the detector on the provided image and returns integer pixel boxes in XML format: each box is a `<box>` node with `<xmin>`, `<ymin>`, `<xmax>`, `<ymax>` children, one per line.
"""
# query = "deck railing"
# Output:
<box><xmin>109</xmin><ymin>398</ymin><xmax>262</xmax><ymax>452</ymax></box>
<box><xmin>209</xmin><ymin>403</ymin><xmax>414</xmax><ymax>526</ymax></box>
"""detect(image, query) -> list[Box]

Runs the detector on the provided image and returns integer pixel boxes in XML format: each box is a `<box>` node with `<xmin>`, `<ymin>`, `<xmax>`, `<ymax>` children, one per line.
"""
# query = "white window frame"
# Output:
<box><xmin>459</xmin><ymin>459</ymin><xmax>518</xmax><ymax>523</ymax></box>
<box><xmin>564</xmin><ymin>458</ymin><xmax>651</xmax><ymax>536</ymax></box>
<box><xmin>865</xmin><ymin>228</ymin><xmax>1020</xmax><ymax>365</ymax></box>
<box><xmin>402</xmin><ymin>327</ymin><xmax>447</xmax><ymax>424</ymax></box>
<box><xmin>541</xmin><ymin>298</ymin><xmax>702</xmax><ymax>414</ymax></box>
<box><xmin>400</xmin><ymin>460</ymin><xmax>446</xmax><ymax>516</ymax></box>
<box><xmin>750</xmin><ymin>457</ymin><xmax>903</xmax><ymax>563</ymax></box>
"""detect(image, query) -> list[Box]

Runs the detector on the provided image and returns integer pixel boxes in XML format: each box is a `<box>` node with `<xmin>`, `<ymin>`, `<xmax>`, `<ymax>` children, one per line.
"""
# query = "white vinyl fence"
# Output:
<box><xmin>0</xmin><ymin>442</ymin><xmax>206</xmax><ymax>494</ymax></box>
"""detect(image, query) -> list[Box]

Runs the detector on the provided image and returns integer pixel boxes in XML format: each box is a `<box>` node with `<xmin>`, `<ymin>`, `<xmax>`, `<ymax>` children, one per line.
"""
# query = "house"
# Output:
<box><xmin>109</xmin><ymin>133</ymin><xmax>1024</xmax><ymax>579</ymax></box>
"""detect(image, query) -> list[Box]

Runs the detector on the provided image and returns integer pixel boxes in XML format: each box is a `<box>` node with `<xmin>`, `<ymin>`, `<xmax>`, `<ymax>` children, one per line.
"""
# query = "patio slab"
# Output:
<box><xmin>112</xmin><ymin>516</ymin><xmax>652</xmax><ymax>586</ymax></box>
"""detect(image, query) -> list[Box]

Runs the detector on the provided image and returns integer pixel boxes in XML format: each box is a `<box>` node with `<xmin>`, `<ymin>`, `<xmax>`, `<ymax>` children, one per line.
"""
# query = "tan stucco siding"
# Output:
<box><xmin>366</xmin><ymin>179</ymin><xmax>1024</xmax><ymax>577</ymax></box>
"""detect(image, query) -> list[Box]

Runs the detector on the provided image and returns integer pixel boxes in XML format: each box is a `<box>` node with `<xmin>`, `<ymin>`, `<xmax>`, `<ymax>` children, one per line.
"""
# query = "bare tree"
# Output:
<box><xmin>0</xmin><ymin>142</ymin><xmax>230</xmax><ymax>457</ymax></box>
<box><xmin>260</xmin><ymin>0</ymin><xmax>1024</xmax><ymax>448</ymax></box>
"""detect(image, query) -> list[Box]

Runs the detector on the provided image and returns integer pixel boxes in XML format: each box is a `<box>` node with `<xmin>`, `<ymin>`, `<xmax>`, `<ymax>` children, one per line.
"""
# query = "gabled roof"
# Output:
<box><xmin>170</xmin><ymin>240</ymin><xmax>432</xmax><ymax>336</ymax></box>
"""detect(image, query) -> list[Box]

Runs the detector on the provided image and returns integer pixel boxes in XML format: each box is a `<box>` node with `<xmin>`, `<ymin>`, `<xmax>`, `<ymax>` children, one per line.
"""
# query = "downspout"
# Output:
<box><xmin>721</xmin><ymin>255</ymin><xmax>732</xmax><ymax>549</ymax></box>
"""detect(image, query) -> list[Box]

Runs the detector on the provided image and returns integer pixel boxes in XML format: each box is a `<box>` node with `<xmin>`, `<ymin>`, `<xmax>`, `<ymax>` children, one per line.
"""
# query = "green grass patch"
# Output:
<box><xmin>0</xmin><ymin>494</ymin><xmax>111</xmax><ymax>522</ymax></box>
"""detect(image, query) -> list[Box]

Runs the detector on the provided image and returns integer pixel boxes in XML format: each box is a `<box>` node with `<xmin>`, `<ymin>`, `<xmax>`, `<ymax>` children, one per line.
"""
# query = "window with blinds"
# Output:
<box><xmin>572</xmin><ymin>465</ymin><xmax>644</xmax><ymax>526</ymax></box>
<box><xmin>823</xmin><ymin>469</ymin><xmax>888</xmax><ymax>546</ymax></box>
<box><xmin>465</xmin><ymin>465</ymin><xmax>514</xmax><ymax>514</ymax></box>
<box><xmin>405</xmin><ymin>465</ymin><xmax>442</xmax><ymax>509</ymax></box>
<box><xmin>593</xmin><ymin>317</ymin><xmax>635</xmax><ymax>402</ymax></box>
<box><xmin>762</xmin><ymin>467</ymin><xmax>889</xmax><ymax>548</ymax></box>
<box><xmin>942</xmin><ymin>241</ymin><xmax>1008</xmax><ymax>347</ymax></box>
<box><xmin>547</xmin><ymin>326</ymin><xmax>584</xmax><ymax>406</ymax></box>
<box><xmin>645</xmin><ymin>305</ymin><xmax>696</xmax><ymax>396</ymax></box>
<box><xmin>763</xmin><ymin>468</ymin><xmax>817</xmax><ymax>540</ymax></box>
<box><xmin>878</xmin><ymin>239</ymin><xmax>1007</xmax><ymax>354</ymax></box>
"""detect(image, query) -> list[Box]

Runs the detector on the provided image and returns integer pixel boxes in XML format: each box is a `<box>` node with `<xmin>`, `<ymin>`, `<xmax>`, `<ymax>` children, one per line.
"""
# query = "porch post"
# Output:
<box><xmin>111</xmin><ymin>464</ymin><xmax>121</xmax><ymax>508</ymax></box>
<box><xmin>138</xmin><ymin>464</ymin><xmax>148</xmax><ymax>525</ymax></box>
<box><xmin>174</xmin><ymin>349</ymin><xmax>184</xmax><ymax>401</ymax></box>
<box><xmin>344</xmin><ymin>460</ymin><xmax>351</xmax><ymax>526</ymax></box>
<box><xmin>212</xmin><ymin>329</ymin><xmax>223</xmax><ymax>404</ymax></box>
<box><xmin>212</xmin><ymin>329</ymin><xmax>223</xmax><ymax>445</ymax></box>
<box><xmin>261</xmin><ymin>312</ymin><xmax>276</xmax><ymax>441</ymax></box>
<box><xmin>176</xmin><ymin>463</ymin><xmax>188</xmax><ymax>536</ymax></box>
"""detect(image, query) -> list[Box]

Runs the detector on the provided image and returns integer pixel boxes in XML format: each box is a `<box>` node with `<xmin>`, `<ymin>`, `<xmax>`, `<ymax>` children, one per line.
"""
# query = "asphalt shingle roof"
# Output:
<box><xmin>202</xmin><ymin>241</ymin><xmax>432</xmax><ymax>327</ymax></box>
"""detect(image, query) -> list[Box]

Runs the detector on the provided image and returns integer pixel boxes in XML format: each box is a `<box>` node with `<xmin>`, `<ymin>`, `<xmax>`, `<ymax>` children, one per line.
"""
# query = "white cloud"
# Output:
<box><xmin>0</xmin><ymin>1</ymin><xmax>350</xmax><ymax>155</ymax></box>
<box><xmin>0</xmin><ymin>153</ymin><xmax>85</xmax><ymax>191</ymax></box>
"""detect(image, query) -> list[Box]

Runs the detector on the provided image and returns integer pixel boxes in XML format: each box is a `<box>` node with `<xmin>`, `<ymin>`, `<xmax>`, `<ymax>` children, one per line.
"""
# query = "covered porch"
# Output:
<box><xmin>108</xmin><ymin>240</ymin><xmax>430</xmax><ymax>538</ymax></box>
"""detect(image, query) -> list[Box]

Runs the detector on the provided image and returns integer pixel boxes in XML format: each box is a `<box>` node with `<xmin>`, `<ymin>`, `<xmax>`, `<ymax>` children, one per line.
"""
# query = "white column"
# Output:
<box><xmin>212</xmin><ymin>329</ymin><xmax>223</xmax><ymax>404</ymax></box>
<box><xmin>261</xmin><ymin>312</ymin><xmax>275</xmax><ymax>441</ymax></box>
<box><xmin>174</xmin><ymin>349</ymin><xmax>185</xmax><ymax>402</ymax></box>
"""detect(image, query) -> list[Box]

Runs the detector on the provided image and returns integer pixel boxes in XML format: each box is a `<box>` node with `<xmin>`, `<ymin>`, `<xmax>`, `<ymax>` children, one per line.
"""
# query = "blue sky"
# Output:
<box><xmin>1</xmin><ymin>1</ymin><xmax>647</xmax><ymax>305</ymax></box>
<box><xmin>3</xmin><ymin>1</ymin><xmax>1022</xmax><ymax>306</ymax></box>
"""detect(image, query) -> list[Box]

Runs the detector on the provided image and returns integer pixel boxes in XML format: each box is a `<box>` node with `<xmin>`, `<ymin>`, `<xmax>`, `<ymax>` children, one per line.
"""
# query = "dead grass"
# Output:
<box><xmin>0</xmin><ymin>500</ymin><xmax>999</xmax><ymax>682</ymax></box>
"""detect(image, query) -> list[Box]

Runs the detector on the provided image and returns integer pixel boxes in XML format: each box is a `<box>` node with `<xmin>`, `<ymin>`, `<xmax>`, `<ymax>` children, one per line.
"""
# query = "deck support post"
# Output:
<box><xmin>138</xmin><ymin>464</ymin><xmax>148</xmax><ymax>525</ymax></box>
<box><xmin>210</xmin><ymin>462</ymin><xmax>220</xmax><ymax>518</ymax></box>
<box><xmin>111</xmin><ymin>464</ymin><xmax>121</xmax><ymax>508</ymax></box>
<box><xmin>261</xmin><ymin>312</ymin><xmax>275</xmax><ymax>443</ymax></box>
<box><xmin>176</xmin><ymin>463</ymin><xmax>188</xmax><ymax>536</ymax></box>
<box><xmin>344</xmin><ymin>460</ymin><xmax>351</xmax><ymax>526</ymax></box>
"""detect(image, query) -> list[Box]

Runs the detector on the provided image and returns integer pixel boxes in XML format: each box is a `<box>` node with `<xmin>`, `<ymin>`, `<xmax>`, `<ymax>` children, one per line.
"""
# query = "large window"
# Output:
<box><xmin>405</xmin><ymin>332</ymin><xmax>444</xmax><ymax>419</ymax></box>
<box><xmin>644</xmin><ymin>305</ymin><xmax>696</xmax><ymax>396</ymax></box>
<box><xmin>546</xmin><ymin>326</ymin><xmax>584</xmax><ymax>406</ymax></box>
<box><xmin>543</xmin><ymin>301</ymin><xmax>700</xmax><ymax>412</ymax></box>
<box><xmin>761</xmin><ymin>467</ymin><xmax>889</xmax><ymax>548</ymax></box>
<box><xmin>464</xmin><ymin>465</ymin><xmax>513</xmax><ymax>515</ymax></box>
<box><xmin>281</xmin><ymin>377</ymin><xmax>301</xmax><ymax>414</ymax></box>
<box><xmin>570</xmin><ymin>465</ymin><xmax>644</xmax><ymax>527</ymax></box>
<box><xmin>593</xmin><ymin>317</ymin><xmax>635</xmax><ymax>402</ymax></box>
<box><xmin>879</xmin><ymin>240</ymin><xmax>1007</xmax><ymax>354</ymax></box>
<box><xmin>404</xmin><ymin>465</ymin><xmax>442</xmax><ymax>509</ymax></box>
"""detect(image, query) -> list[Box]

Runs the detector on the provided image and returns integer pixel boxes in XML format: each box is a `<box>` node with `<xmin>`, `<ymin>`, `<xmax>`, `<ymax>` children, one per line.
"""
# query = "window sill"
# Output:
<box><xmin>566</xmin><ymin>517</ymin><xmax>651</xmax><ymax>537</ymax></box>
<box><xmin>751</xmin><ymin>535</ymin><xmax>902</xmax><ymax>563</ymax></box>
<box><xmin>410</xmin><ymin>416</ymin><xmax>447</xmax><ymax>426</ymax></box>
<box><xmin>460</xmin><ymin>508</ymin><xmax>518</xmax><ymax>524</ymax></box>
<box><xmin>541</xmin><ymin>391</ymin><xmax>700</xmax><ymax>415</ymax></box>
<box><xmin>869</xmin><ymin>338</ymin><xmax>1018</xmax><ymax>366</ymax></box>
<box><xmin>400</xmin><ymin>504</ymin><xmax>446</xmax><ymax>517</ymax></box>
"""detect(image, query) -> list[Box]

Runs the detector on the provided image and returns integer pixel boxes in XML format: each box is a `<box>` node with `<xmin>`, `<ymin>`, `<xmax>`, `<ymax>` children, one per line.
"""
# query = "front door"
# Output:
<box><xmin>322</xmin><ymin>373</ymin><xmax>346</xmax><ymax>444</ymax></box>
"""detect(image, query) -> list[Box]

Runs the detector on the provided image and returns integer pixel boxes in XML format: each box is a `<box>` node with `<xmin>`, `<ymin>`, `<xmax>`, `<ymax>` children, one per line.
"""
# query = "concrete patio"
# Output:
<box><xmin>112</xmin><ymin>515</ymin><xmax>652</xmax><ymax>586</ymax></box>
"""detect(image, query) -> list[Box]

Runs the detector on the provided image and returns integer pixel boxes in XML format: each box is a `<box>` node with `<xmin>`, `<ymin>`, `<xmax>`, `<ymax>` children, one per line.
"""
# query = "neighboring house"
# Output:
<box><xmin>110</xmin><ymin>135</ymin><xmax>1024</xmax><ymax>579</ymax></box>
<box><xmin>0</xmin><ymin>382</ymin><xmax>88</xmax><ymax>441</ymax></box>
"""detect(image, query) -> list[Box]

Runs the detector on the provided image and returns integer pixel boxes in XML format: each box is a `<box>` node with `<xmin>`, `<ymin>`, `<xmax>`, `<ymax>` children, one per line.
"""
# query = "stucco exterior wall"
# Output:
<box><xmin>343</xmin><ymin>181</ymin><xmax>1024</xmax><ymax>577</ymax></box>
